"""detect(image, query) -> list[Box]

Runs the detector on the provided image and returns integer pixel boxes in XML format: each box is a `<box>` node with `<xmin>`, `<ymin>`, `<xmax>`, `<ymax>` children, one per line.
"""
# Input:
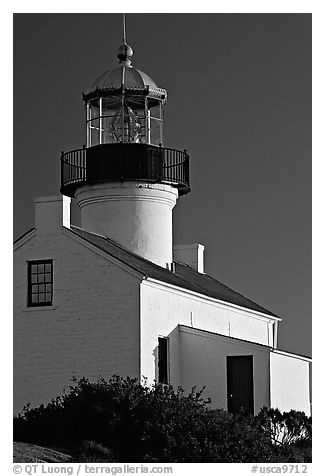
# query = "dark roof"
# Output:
<box><xmin>68</xmin><ymin>226</ymin><xmax>278</xmax><ymax>318</ymax></box>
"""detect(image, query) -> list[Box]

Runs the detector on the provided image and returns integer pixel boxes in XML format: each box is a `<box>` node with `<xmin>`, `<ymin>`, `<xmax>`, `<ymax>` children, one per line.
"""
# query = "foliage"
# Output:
<box><xmin>14</xmin><ymin>376</ymin><xmax>311</xmax><ymax>463</ymax></box>
<box><xmin>71</xmin><ymin>441</ymin><xmax>114</xmax><ymax>463</ymax></box>
<box><xmin>256</xmin><ymin>407</ymin><xmax>311</xmax><ymax>446</ymax></box>
<box><xmin>254</xmin><ymin>407</ymin><xmax>312</xmax><ymax>462</ymax></box>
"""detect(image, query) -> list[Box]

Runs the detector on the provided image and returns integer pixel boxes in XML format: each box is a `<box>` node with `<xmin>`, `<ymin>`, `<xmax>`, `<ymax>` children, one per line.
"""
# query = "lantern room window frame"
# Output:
<box><xmin>85</xmin><ymin>92</ymin><xmax>164</xmax><ymax>148</ymax></box>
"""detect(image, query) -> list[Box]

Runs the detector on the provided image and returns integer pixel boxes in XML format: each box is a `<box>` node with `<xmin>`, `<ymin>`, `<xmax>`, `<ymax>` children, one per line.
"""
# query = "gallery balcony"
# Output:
<box><xmin>60</xmin><ymin>143</ymin><xmax>190</xmax><ymax>198</ymax></box>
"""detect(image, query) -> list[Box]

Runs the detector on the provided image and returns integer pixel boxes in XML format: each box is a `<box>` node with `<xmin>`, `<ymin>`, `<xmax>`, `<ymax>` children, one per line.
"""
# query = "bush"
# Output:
<box><xmin>71</xmin><ymin>441</ymin><xmax>114</xmax><ymax>463</ymax></box>
<box><xmin>254</xmin><ymin>407</ymin><xmax>312</xmax><ymax>462</ymax></box>
<box><xmin>14</xmin><ymin>376</ymin><xmax>311</xmax><ymax>462</ymax></box>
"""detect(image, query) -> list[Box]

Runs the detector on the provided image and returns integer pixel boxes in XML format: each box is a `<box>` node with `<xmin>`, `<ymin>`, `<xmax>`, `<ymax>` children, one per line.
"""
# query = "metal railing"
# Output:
<box><xmin>60</xmin><ymin>146</ymin><xmax>86</xmax><ymax>189</ymax></box>
<box><xmin>60</xmin><ymin>144</ymin><xmax>190</xmax><ymax>197</ymax></box>
<box><xmin>163</xmin><ymin>146</ymin><xmax>189</xmax><ymax>187</ymax></box>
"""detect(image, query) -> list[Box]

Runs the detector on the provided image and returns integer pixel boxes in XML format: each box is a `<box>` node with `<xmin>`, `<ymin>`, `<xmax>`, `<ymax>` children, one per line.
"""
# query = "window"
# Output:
<box><xmin>28</xmin><ymin>260</ymin><xmax>53</xmax><ymax>307</ymax></box>
<box><xmin>158</xmin><ymin>337</ymin><xmax>169</xmax><ymax>384</ymax></box>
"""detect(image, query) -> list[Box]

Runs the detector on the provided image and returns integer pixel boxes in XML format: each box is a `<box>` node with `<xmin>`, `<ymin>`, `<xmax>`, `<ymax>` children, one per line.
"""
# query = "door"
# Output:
<box><xmin>227</xmin><ymin>355</ymin><xmax>254</xmax><ymax>414</ymax></box>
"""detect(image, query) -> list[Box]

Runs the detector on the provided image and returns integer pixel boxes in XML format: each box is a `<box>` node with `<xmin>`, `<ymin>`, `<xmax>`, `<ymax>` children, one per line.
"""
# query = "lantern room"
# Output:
<box><xmin>60</xmin><ymin>42</ymin><xmax>190</xmax><ymax>199</ymax></box>
<box><xmin>83</xmin><ymin>43</ymin><xmax>167</xmax><ymax>147</ymax></box>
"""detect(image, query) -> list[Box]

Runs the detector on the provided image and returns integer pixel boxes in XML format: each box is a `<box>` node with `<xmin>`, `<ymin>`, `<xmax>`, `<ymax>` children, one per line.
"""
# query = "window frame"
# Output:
<box><xmin>27</xmin><ymin>259</ymin><xmax>53</xmax><ymax>307</ymax></box>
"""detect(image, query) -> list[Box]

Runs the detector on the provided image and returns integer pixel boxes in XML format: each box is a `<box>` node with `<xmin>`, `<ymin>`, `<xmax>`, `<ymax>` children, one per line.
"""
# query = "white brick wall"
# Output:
<box><xmin>140</xmin><ymin>279</ymin><xmax>276</xmax><ymax>387</ymax></box>
<box><xmin>13</xmin><ymin>229</ymin><xmax>141</xmax><ymax>414</ymax></box>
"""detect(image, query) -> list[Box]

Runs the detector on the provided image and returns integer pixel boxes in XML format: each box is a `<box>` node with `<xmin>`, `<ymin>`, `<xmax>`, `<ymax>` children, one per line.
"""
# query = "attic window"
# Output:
<box><xmin>28</xmin><ymin>260</ymin><xmax>53</xmax><ymax>307</ymax></box>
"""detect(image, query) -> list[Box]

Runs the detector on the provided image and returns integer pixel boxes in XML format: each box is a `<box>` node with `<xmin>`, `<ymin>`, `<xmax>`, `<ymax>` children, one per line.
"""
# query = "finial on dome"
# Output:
<box><xmin>117</xmin><ymin>14</ymin><xmax>133</xmax><ymax>66</ymax></box>
<box><xmin>117</xmin><ymin>43</ymin><xmax>133</xmax><ymax>66</ymax></box>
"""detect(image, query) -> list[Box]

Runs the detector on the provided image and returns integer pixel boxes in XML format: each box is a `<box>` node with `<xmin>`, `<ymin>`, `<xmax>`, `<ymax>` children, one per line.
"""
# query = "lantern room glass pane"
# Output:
<box><xmin>89</xmin><ymin>98</ymin><xmax>99</xmax><ymax>119</ymax></box>
<box><xmin>86</xmin><ymin>96</ymin><xmax>164</xmax><ymax>146</ymax></box>
<box><xmin>150</xmin><ymin>104</ymin><xmax>162</xmax><ymax>121</ymax></box>
<box><xmin>102</xmin><ymin>97</ymin><xmax>119</xmax><ymax>144</ymax></box>
<box><xmin>136</xmin><ymin>110</ymin><xmax>147</xmax><ymax>143</ymax></box>
<box><xmin>110</xmin><ymin>104</ymin><xmax>142</xmax><ymax>143</ymax></box>
<box><xmin>148</xmin><ymin>104</ymin><xmax>163</xmax><ymax>145</ymax></box>
<box><xmin>89</xmin><ymin>118</ymin><xmax>100</xmax><ymax>146</ymax></box>
<box><xmin>149</xmin><ymin>117</ymin><xmax>163</xmax><ymax>146</ymax></box>
<box><xmin>87</xmin><ymin>99</ymin><xmax>100</xmax><ymax>147</ymax></box>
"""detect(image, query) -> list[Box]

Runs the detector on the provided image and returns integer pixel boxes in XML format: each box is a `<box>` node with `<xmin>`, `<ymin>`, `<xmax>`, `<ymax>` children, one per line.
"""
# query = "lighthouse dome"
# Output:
<box><xmin>85</xmin><ymin>43</ymin><xmax>166</xmax><ymax>100</ymax></box>
<box><xmin>89</xmin><ymin>65</ymin><xmax>159</xmax><ymax>93</ymax></box>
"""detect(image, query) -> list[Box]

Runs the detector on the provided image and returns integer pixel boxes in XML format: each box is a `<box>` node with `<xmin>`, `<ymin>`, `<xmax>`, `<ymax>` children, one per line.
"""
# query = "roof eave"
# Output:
<box><xmin>14</xmin><ymin>227</ymin><xmax>36</xmax><ymax>251</ymax></box>
<box><xmin>82</xmin><ymin>85</ymin><xmax>166</xmax><ymax>103</ymax></box>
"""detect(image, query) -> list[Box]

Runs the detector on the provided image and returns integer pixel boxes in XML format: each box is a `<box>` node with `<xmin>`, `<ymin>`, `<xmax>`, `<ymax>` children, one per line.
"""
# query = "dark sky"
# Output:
<box><xmin>13</xmin><ymin>13</ymin><xmax>311</xmax><ymax>356</ymax></box>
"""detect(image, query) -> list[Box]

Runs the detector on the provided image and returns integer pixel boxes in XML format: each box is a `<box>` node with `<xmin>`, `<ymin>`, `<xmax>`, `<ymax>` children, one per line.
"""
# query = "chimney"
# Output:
<box><xmin>173</xmin><ymin>243</ymin><xmax>205</xmax><ymax>273</ymax></box>
<box><xmin>34</xmin><ymin>195</ymin><xmax>71</xmax><ymax>234</ymax></box>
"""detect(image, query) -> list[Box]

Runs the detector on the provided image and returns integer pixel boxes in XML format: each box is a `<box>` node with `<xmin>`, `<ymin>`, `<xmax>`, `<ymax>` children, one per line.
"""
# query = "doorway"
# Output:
<box><xmin>227</xmin><ymin>355</ymin><xmax>254</xmax><ymax>414</ymax></box>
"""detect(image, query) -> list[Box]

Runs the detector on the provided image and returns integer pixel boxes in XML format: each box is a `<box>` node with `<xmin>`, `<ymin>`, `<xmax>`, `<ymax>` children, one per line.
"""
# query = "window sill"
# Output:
<box><xmin>22</xmin><ymin>305</ymin><xmax>56</xmax><ymax>312</ymax></box>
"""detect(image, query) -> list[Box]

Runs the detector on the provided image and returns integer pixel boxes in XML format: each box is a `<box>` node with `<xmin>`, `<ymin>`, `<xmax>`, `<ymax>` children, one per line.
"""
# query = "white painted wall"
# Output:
<box><xmin>270</xmin><ymin>351</ymin><xmax>311</xmax><ymax>416</ymax></box>
<box><xmin>179</xmin><ymin>326</ymin><xmax>271</xmax><ymax>412</ymax></box>
<box><xmin>75</xmin><ymin>182</ymin><xmax>178</xmax><ymax>267</ymax></box>
<box><xmin>140</xmin><ymin>279</ymin><xmax>276</xmax><ymax>388</ymax></box>
<box><xmin>13</xmin><ymin>229</ymin><xmax>142</xmax><ymax>415</ymax></box>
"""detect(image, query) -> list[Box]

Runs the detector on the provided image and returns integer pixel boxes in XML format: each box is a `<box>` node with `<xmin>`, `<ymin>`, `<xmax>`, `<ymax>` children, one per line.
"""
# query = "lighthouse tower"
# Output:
<box><xmin>60</xmin><ymin>42</ymin><xmax>190</xmax><ymax>267</ymax></box>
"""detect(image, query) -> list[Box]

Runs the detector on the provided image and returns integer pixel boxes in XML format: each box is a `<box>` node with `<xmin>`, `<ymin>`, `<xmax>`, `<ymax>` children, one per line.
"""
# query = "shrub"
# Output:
<box><xmin>13</xmin><ymin>376</ymin><xmax>311</xmax><ymax>462</ymax></box>
<box><xmin>254</xmin><ymin>407</ymin><xmax>312</xmax><ymax>462</ymax></box>
<box><xmin>72</xmin><ymin>441</ymin><xmax>114</xmax><ymax>463</ymax></box>
<box><xmin>255</xmin><ymin>407</ymin><xmax>311</xmax><ymax>445</ymax></box>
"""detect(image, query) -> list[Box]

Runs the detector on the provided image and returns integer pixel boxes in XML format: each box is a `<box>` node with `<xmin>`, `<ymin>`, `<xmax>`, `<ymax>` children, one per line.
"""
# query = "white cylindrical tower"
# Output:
<box><xmin>75</xmin><ymin>182</ymin><xmax>178</xmax><ymax>266</ymax></box>
<box><xmin>60</xmin><ymin>42</ymin><xmax>190</xmax><ymax>267</ymax></box>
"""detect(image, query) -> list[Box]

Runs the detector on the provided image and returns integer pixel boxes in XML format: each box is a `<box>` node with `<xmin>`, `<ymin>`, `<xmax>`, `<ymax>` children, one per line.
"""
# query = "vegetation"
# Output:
<box><xmin>13</xmin><ymin>376</ymin><xmax>311</xmax><ymax>463</ymax></box>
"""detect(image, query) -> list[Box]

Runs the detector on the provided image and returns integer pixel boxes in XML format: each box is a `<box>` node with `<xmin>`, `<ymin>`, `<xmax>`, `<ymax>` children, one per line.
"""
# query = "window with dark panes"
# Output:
<box><xmin>28</xmin><ymin>260</ymin><xmax>53</xmax><ymax>307</ymax></box>
<box><xmin>158</xmin><ymin>337</ymin><xmax>168</xmax><ymax>384</ymax></box>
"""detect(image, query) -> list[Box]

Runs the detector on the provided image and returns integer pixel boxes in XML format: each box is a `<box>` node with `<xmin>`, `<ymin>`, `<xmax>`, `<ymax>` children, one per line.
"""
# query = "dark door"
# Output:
<box><xmin>227</xmin><ymin>355</ymin><xmax>254</xmax><ymax>414</ymax></box>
